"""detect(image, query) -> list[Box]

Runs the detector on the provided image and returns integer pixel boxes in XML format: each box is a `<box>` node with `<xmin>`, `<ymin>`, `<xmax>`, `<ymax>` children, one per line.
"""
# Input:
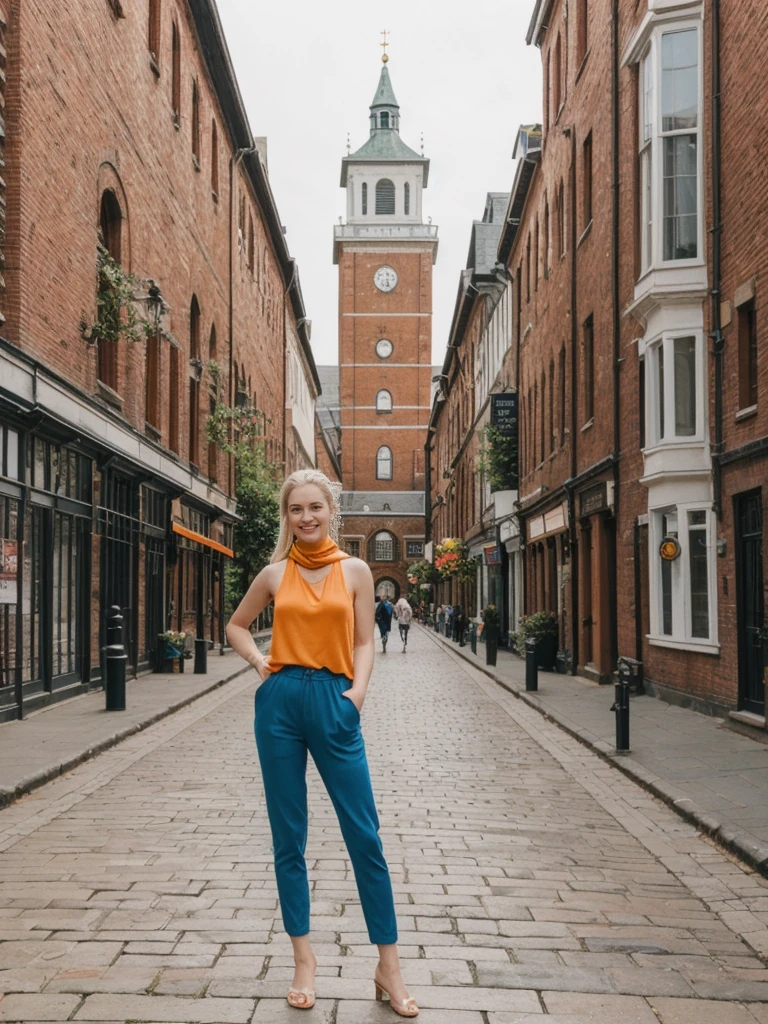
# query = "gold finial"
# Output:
<box><xmin>380</xmin><ymin>29</ymin><xmax>389</xmax><ymax>63</ymax></box>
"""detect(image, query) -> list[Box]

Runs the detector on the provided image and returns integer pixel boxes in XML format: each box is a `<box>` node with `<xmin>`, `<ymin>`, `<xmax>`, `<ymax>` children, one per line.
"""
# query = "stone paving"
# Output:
<box><xmin>0</xmin><ymin>629</ymin><xmax>766</xmax><ymax>1021</ymax></box>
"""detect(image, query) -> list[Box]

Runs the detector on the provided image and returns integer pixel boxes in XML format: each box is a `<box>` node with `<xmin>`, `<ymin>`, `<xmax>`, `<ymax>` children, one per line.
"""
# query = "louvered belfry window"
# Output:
<box><xmin>375</xmin><ymin>178</ymin><xmax>395</xmax><ymax>215</ymax></box>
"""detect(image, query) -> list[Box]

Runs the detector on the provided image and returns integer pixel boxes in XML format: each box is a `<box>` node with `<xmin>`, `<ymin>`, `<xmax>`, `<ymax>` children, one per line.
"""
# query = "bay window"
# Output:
<box><xmin>637</xmin><ymin>23</ymin><xmax>701</xmax><ymax>273</ymax></box>
<box><xmin>645</xmin><ymin>331</ymin><xmax>703</xmax><ymax>446</ymax></box>
<box><xmin>650</xmin><ymin>504</ymin><xmax>716</xmax><ymax>648</ymax></box>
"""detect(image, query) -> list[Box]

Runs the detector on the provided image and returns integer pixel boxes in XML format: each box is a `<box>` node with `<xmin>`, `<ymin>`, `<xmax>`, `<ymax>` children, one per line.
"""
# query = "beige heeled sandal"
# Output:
<box><xmin>286</xmin><ymin>986</ymin><xmax>316</xmax><ymax>1010</ymax></box>
<box><xmin>374</xmin><ymin>971</ymin><xmax>419</xmax><ymax>1017</ymax></box>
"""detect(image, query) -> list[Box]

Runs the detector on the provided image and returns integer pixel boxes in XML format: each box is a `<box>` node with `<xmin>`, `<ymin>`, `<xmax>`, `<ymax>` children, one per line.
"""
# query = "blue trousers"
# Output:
<box><xmin>254</xmin><ymin>665</ymin><xmax>398</xmax><ymax>944</ymax></box>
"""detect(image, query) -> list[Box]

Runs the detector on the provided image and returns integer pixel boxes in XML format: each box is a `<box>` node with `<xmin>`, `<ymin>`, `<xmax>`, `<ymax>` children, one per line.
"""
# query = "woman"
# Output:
<box><xmin>226</xmin><ymin>469</ymin><xmax>417</xmax><ymax>1017</ymax></box>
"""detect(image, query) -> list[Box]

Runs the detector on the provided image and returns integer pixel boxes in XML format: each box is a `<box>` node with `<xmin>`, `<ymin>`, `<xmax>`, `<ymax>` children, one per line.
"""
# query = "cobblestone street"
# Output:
<box><xmin>0</xmin><ymin>628</ymin><xmax>767</xmax><ymax>1022</ymax></box>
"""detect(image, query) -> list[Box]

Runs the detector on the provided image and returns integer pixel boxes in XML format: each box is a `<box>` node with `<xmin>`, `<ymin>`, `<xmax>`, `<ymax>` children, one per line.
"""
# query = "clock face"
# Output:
<box><xmin>376</xmin><ymin>338</ymin><xmax>393</xmax><ymax>359</ymax></box>
<box><xmin>373</xmin><ymin>266</ymin><xmax>398</xmax><ymax>292</ymax></box>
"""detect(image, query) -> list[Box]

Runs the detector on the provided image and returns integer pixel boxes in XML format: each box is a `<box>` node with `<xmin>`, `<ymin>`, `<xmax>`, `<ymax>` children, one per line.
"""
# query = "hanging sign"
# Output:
<box><xmin>490</xmin><ymin>393</ymin><xmax>518</xmax><ymax>438</ymax></box>
<box><xmin>0</xmin><ymin>539</ymin><xmax>18</xmax><ymax>604</ymax></box>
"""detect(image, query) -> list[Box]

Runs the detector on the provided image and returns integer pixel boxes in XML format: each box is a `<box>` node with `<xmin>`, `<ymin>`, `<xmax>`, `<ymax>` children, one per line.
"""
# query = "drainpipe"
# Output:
<box><xmin>711</xmin><ymin>0</ymin><xmax>724</xmax><ymax>518</ymax></box>
<box><xmin>567</xmin><ymin>124</ymin><xmax>579</xmax><ymax>674</ymax></box>
<box><xmin>610</xmin><ymin>0</ymin><xmax>621</xmax><ymax>665</ymax></box>
<box><xmin>424</xmin><ymin>438</ymin><xmax>433</xmax><ymax>544</ymax></box>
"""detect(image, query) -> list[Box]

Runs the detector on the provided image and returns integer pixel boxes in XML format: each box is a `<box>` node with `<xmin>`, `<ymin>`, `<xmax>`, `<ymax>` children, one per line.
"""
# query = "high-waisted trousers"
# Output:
<box><xmin>254</xmin><ymin>664</ymin><xmax>398</xmax><ymax>944</ymax></box>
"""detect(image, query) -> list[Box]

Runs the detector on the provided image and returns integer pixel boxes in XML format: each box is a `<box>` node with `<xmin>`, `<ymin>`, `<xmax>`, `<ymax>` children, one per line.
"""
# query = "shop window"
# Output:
<box><xmin>651</xmin><ymin>505</ymin><xmax>715</xmax><ymax>646</ymax></box>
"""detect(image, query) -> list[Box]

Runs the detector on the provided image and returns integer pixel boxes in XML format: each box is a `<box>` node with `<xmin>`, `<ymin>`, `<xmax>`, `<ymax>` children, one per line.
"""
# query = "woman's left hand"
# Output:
<box><xmin>343</xmin><ymin>688</ymin><xmax>365</xmax><ymax>713</ymax></box>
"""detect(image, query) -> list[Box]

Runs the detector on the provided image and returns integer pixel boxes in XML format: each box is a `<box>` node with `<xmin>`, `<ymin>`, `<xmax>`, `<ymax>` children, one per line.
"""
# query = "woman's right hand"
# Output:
<box><xmin>252</xmin><ymin>654</ymin><xmax>272</xmax><ymax>683</ymax></box>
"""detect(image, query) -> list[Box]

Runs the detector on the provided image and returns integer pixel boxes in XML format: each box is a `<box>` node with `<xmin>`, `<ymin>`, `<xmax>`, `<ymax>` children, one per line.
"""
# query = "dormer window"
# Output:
<box><xmin>379</xmin><ymin>111</ymin><xmax>390</xmax><ymax>128</ymax></box>
<box><xmin>376</xmin><ymin>178</ymin><xmax>395</xmax><ymax>215</ymax></box>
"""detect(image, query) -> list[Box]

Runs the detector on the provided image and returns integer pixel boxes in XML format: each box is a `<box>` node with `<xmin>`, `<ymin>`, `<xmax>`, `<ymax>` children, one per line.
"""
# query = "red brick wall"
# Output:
<box><xmin>341</xmin><ymin>514</ymin><xmax>425</xmax><ymax>599</ymax></box>
<box><xmin>4</xmin><ymin>0</ymin><xmax>285</xmax><ymax>483</ymax></box>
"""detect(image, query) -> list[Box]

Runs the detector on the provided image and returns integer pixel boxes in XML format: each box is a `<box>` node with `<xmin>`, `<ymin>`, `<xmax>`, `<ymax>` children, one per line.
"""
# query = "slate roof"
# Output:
<box><xmin>345</xmin><ymin>130</ymin><xmax>425</xmax><ymax>165</ymax></box>
<box><xmin>316</xmin><ymin>366</ymin><xmax>340</xmax><ymax>412</ymax></box>
<box><xmin>340</xmin><ymin>491</ymin><xmax>425</xmax><ymax>515</ymax></box>
<box><xmin>370</xmin><ymin>65</ymin><xmax>399</xmax><ymax>109</ymax></box>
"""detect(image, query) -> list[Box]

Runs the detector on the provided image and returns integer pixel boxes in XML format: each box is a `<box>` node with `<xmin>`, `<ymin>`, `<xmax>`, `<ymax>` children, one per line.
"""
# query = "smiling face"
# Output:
<box><xmin>286</xmin><ymin>484</ymin><xmax>331</xmax><ymax>547</ymax></box>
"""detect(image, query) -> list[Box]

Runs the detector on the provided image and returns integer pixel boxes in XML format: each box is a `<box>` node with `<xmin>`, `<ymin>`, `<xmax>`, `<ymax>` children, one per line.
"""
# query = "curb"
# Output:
<box><xmin>425</xmin><ymin>626</ymin><xmax>768</xmax><ymax>878</ymax></box>
<box><xmin>0</xmin><ymin>661</ymin><xmax>254</xmax><ymax>811</ymax></box>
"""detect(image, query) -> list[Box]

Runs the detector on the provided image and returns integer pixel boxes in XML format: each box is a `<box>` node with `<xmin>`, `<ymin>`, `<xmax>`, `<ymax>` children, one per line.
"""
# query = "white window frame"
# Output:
<box><xmin>404</xmin><ymin>536</ymin><xmax>425</xmax><ymax>559</ymax></box>
<box><xmin>376</xmin><ymin>445</ymin><xmax>393</xmax><ymax>480</ymax></box>
<box><xmin>644</xmin><ymin>328</ymin><xmax>705</xmax><ymax>447</ymax></box>
<box><xmin>375</xmin><ymin>389</ymin><xmax>393</xmax><ymax>413</ymax></box>
<box><xmin>637</xmin><ymin>18</ymin><xmax>704</xmax><ymax>277</ymax></box>
<box><xmin>648</xmin><ymin>502</ymin><xmax>718</xmax><ymax>652</ymax></box>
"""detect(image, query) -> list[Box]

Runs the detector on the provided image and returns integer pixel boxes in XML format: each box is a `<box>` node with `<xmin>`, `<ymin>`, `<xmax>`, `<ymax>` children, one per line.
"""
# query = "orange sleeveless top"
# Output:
<box><xmin>269</xmin><ymin>559</ymin><xmax>355</xmax><ymax>679</ymax></box>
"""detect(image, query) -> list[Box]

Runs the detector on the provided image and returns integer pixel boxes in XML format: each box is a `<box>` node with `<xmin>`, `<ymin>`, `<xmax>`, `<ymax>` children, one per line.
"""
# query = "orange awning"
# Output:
<box><xmin>172</xmin><ymin>522</ymin><xmax>234</xmax><ymax>558</ymax></box>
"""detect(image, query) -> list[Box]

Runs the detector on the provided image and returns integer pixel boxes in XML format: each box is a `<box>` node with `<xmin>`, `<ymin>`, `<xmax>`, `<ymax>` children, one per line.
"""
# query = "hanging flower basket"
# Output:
<box><xmin>434</xmin><ymin>539</ymin><xmax>477</xmax><ymax>583</ymax></box>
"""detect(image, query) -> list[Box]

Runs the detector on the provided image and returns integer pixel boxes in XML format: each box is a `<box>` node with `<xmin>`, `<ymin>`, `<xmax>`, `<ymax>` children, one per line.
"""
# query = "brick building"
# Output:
<box><xmin>0</xmin><ymin>0</ymin><xmax>318</xmax><ymax>719</ymax></box>
<box><xmin>485</xmin><ymin>0</ymin><xmax>767</xmax><ymax>719</ymax></box>
<box><xmin>429</xmin><ymin>195</ymin><xmax>517</xmax><ymax>623</ymax></box>
<box><xmin>326</xmin><ymin>57</ymin><xmax>437</xmax><ymax>598</ymax></box>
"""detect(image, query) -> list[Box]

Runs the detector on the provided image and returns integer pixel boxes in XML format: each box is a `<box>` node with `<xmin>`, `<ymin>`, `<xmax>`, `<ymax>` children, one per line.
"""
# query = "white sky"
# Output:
<box><xmin>216</xmin><ymin>0</ymin><xmax>543</xmax><ymax>368</ymax></box>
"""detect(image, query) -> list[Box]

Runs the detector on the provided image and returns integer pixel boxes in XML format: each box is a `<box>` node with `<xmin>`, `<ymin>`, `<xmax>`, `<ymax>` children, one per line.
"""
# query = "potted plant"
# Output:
<box><xmin>482</xmin><ymin>604</ymin><xmax>500</xmax><ymax>666</ymax></box>
<box><xmin>513</xmin><ymin>612</ymin><xmax>558</xmax><ymax>671</ymax></box>
<box><xmin>155</xmin><ymin>629</ymin><xmax>188</xmax><ymax>672</ymax></box>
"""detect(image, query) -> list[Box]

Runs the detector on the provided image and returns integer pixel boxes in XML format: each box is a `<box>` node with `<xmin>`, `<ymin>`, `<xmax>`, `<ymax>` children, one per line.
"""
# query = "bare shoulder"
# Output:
<box><xmin>341</xmin><ymin>557</ymin><xmax>373</xmax><ymax>592</ymax></box>
<box><xmin>259</xmin><ymin>559</ymin><xmax>287</xmax><ymax>597</ymax></box>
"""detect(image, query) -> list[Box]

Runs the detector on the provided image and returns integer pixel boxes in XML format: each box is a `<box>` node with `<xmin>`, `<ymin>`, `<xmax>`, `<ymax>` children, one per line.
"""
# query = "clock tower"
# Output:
<box><xmin>333</xmin><ymin>55</ymin><xmax>438</xmax><ymax>599</ymax></box>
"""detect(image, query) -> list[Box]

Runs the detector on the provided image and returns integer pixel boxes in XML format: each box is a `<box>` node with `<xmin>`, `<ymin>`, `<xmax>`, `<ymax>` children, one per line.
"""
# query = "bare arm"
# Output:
<box><xmin>225</xmin><ymin>562</ymin><xmax>283</xmax><ymax>681</ymax></box>
<box><xmin>344</xmin><ymin>559</ymin><xmax>375</xmax><ymax>710</ymax></box>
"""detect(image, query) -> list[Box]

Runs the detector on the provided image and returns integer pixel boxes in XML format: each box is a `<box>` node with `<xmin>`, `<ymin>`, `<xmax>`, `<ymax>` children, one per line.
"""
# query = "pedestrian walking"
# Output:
<box><xmin>437</xmin><ymin>604</ymin><xmax>445</xmax><ymax>634</ymax></box>
<box><xmin>226</xmin><ymin>469</ymin><xmax>418</xmax><ymax>1017</ymax></box>
<box><xmin>452</xmin><ymin>604</ymin><xmax>466</xmax><ymax>645</ymax></box>
<box><xmin>375</xmin><ymin>594</ymin><xmax>394</xmax><ymax>653</ymax></box>
<box><xmin>393</xmin><ymin>595</ymin><xmax>412</xmax><ymax>651</ymax></box>
<box><xmin>443</xmin><ymin>602</ymin><xmax>453</xmax><ymax>638</ymax></box>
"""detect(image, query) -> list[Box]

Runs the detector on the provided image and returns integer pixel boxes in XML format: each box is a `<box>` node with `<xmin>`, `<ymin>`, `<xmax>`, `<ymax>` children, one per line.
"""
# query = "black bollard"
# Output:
<box><xmin>612</xmin><ymin>659</ymin><xmax>631</xmax><ymax>751</ymax></box>
<box><xmin>470</xmin><ymin>624</ymin><xmax>477</xmax><ymax>655</ymax></box>
<box><xmin>194</xmin><ymin>636</ymin><xmax>208</xmax><ymax>674</ymax></box>
<box><xmin>525</xmin><ymin>638</ymin><xmax>538</xmax><ymax>691</ymax></box>
<box><xmin>105</xmin><ymin>605</ymin><xmax>127</xmax><ymax>711</ymax></box>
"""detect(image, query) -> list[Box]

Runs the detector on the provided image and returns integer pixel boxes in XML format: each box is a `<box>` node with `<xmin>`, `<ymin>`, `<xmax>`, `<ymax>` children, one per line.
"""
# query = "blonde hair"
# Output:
<box><xmin>270</xmin><ymin>469</ymin><xmax>342</xmax><ymax>563</ymax></box>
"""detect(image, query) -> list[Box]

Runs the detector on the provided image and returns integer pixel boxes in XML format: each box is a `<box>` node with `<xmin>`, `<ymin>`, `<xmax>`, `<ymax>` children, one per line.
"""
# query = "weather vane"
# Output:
<box><xmin>420</xmin><ymin>132</ymin><xmax>424</xmax><ymax>155</ymax></box>
<box><xmin>346</xmin><ymin>133</ymin><xmax>351</xmax><ymax>155</ymax></box>
<box><xmin>380</xmin><ymin>29</ymin><xmax>390</xmax><ymax>63</ymax></box>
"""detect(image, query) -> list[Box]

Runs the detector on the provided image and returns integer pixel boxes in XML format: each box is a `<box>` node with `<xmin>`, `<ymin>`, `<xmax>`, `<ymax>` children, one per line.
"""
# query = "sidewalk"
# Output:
<box><xmin>425</xmin><ymin>624</ymin><xmax>768</xmax><ymax>876</ymax></box>
<box><xmin>0</xmin><ymin>638</ymin><xmax>268</xmax><ymax>808</ymax></box>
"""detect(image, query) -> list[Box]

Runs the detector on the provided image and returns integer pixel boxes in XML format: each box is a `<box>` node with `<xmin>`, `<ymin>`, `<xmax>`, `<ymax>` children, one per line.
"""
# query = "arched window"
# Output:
<box><xmin>376</xmin><ymin>445</ymin><xmax>392</xmax><ymax>480</ymax></box>
<box><xmin>379</xmin><ymin>111</ymin><xmax>390</xmax><ymax>128</ymax></box>
<box><xmin>211</xmin><ymin>119</ymin><xmax>219</xmax><ymax>198</ymax></box>
<box><xmin>372</xmin><ymin>532</ymin><xmax>395</xmax><ymax>562</ymax></box>
<box><xmin>188</xmin><ymin>296</ymin><xmax>201</xmax><ymax>466</ymax></box>
<box><xmin>376</xmin><ymin>389</ymin><xmax>393</xmax><ymax>412</ymax></box>
<box><xmin>171</xmin><ymin>22</ymin><xmax>180</xmax><ymax>126</ymax></box>
<box><xmin>362</xmin><ymin>182</ymin><xmax>368</xmax><ymax>216</ymax></box>
<box><xmin>98</xmin><ymin>190</ymin><xmax>122</xmax><ymax>391</ymax></box>
<box><xmin>148</xmin><ymin>0</ymin><xmax>161</xmax><ymax>64</ymax></box>
<box><xmin>191</xmin><ymin>80</ymin><xmax>200</xmax><ymax>164</ymax></box>
<box><xmin>404</xmin><ymin>181</ymin><xmax>410</xmax><ymax>216</ymax></box>
<box><xmin>375</xmin><ymin>178</ymin><xmax>395</xmax><ymax>215</ymax></box>
<box><xmin>247</xmin><ymin>212</ymin><xmax>254</xmax><ymax>273</ymax></box>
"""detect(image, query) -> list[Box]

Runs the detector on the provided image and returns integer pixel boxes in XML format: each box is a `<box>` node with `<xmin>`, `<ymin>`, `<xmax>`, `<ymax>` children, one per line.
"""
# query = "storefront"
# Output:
<box><xmin>524</xmin><ymin>499</ymin><xmax>570</xmax><ymax>654</ymax></box>
<box><xmin>575</xmin><ymin>480</ymin><xmax>616</xmax><ymax>683</ymax></box>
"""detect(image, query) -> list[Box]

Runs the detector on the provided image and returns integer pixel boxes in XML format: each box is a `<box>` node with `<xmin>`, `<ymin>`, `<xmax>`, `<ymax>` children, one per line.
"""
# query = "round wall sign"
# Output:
<box><xmin>659</xmin><ymin>536</ymin><xmax>681</xmax><ymax>561</ymax></box>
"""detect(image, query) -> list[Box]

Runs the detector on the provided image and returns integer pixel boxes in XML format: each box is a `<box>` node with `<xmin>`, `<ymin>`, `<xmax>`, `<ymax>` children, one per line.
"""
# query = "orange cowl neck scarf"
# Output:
<box><xmin>288</xmin><ymin>537</ymin><xmax>349</xmax><ymax>570</ymax></box>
